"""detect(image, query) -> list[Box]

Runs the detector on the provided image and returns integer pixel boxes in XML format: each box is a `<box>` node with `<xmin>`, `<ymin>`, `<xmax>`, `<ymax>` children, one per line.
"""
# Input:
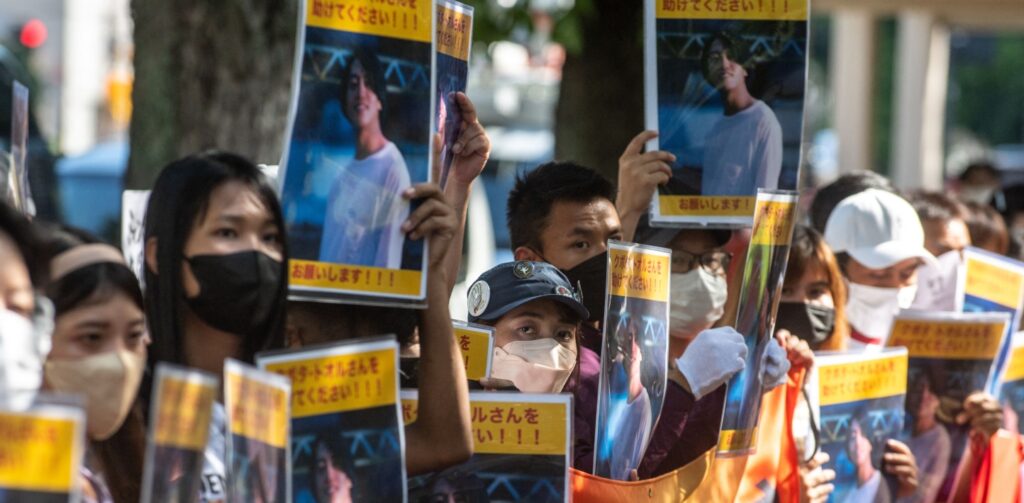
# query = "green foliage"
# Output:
<box><xmin>462</xmin><ymin>0</ymin><xmax>590</xmax><ymax>55</ymax></box>
<box><xmin>950</xmin><ymin>34</ymin><xmax>1024</xmax><ymax>145</ymax></box>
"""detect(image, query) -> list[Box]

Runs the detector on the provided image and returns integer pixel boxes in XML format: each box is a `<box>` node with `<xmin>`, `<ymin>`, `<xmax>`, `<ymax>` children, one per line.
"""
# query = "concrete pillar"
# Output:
<box><xmin>61</xmin><ymin>0</ymin><xmax>110</xmax><ymax>154</ymax></box>
<box><xmin>891</xmin><ymin>11</ymin><xmax>950</xmax><ymax>191</ymax></box>
<box><xmin>831</xmin><ymin>10</ymin><xmax>876</xmax><ymax>174</ymax></box>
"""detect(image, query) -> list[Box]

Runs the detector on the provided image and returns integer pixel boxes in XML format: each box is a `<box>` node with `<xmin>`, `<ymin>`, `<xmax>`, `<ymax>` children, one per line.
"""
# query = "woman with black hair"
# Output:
<box><xmin>41</xmin><ymin>228</ymin><xmax>149</xmax><ymax>503</ymax></box>
<box><xmin>142</xmin><ymin>151</ymin><xmax>289</xmax><ymax>502</ymax></box>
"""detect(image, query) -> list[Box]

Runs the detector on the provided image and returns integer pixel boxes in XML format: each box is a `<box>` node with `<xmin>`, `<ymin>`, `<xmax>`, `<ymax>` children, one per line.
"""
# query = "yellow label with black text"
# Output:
<box><xmin>1004</xmin><ymin>344</ymin><xmax>1024</xmax><ymax>382</ymax></box>
<box><xmin>658</xmin><ymin>195</ymin><xmax>755</xmax><ymax>217</ymax></box>
<box><xmin>226</xmin><ymin>371</ymin><xmax>289</xmax><ymax>448</ymax></box>
<box><xmin>657</xmin><ymin>0</ymin><xmax>807</xmax><ymax>21</ymax></box>
<box><xmin>437</xmin><ymin>4</ymin><xmax>471</xmax><ymax>60</ymax></box>
<box><xmin>154</xmin><ymin>376</ymin><xmax>217</xmax><ymax>451</ymax></box>
<box><xmin>609</xmin><ymin>248</ymin><xmax>670</xmax><ymax>303</ymax></box>
<box><xmin>289</xmin><ymin>259</ymin><xmax>423</xmax><ymax>297</ymax></box>
<box><xmin>888</xmin><ymin>318</ymin><xmax>1006</xmax><ymax>360</ymax></box>
<box><xmin>265</xmin><ymin>348</ymin><xmax>397</xmax><ymax>417</ymax></box>
<box><xmin>965</xmin><ymin>257</ymin><xmax>1024</xmax><ymax>309</ymax></box>
<box><xmin>718</xmin><ymin>427</ymin><xmax>759</xmax><ymax>452</ymax></box>
<box><xmin>0</xmin><ymin>412</ymin><xmax>79</xmax><ymax>492</ymax></box>
<box><xmin>818</xmin><ymin>354</ymin><xmax>908</xmax><ymax>406</ymax></box>
<box><xmin>402</xmin><ymin>398</ymin><xmax>568</xmax><ymax>455</ymax></box>
<box><xmin>751</xmin><ymin>199</ymin><xmax>796</xmax><ymax>246</ymax></box>
<box><xmin>454</xmin><ymin>325</ymin><xmax>492</xmax><ymax>380</ymax></box>
<box><xmin>306</xmin><ymin>0</ymin><xmax>431</xmax><ymax>42</ymax></box>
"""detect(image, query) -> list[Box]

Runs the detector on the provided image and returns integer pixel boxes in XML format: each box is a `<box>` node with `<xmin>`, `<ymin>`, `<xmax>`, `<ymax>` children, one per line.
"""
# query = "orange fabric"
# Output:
<box><xmin>969</xmin><ymin>430</ymin><xmax>1024</xmax><ymax>503</ymax></box>
<box><xmin>735</xmin><ymin>367</ymin><xmax>806</xmax><ymax>503</ymax></box>
<box><xmin>688</xmin><ymin>367</ymin><xmax>807</xmax><ymax>502</ymax></box>
<box><xmin>569</xmin><ymin>447</ymin><xmax>715</xmax><ymax>502</ymax></box>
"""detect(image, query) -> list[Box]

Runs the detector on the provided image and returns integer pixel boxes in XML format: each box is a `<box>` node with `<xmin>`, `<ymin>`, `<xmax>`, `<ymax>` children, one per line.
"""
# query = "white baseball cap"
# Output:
<box><xmin>824</xmin><ymin>189</ymin><xmax>937</xmax><ymax>269</ymax></box>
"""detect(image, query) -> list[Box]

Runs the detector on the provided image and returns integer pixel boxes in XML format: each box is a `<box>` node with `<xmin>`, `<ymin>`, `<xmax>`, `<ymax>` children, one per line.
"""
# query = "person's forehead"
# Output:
<box><xmin>0</xmin><ymin>234</ymin><xmax>31</xmax><ymax>290</ymax></box>
<box><xmin>547</xmin><ymin>199</ymin><xmax>619</xmax><ymax>233</ymax></box>
<box><xmin>202</xmin><ymin>181</ymin><xmax>272</xmax><ymax>224</ymax></box>
<box><xmin>502</xmin><ymin>299</ymin><xmax>566</xmax><ymax>321</ymax></box>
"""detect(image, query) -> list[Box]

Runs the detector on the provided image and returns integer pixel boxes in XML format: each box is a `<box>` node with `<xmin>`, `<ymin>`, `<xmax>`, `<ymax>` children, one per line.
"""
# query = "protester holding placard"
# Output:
<box><xmin>283</xmin><ymin>180</ymin><xmax>475</xmax><ymax>477</ymax></box>
<box><xmin>142</xmin><ymin>152</ymin><xmax>289</xmax><ymax>502</ymax></box>
<box><xmin>41</xmin><ymin>232</ymin><xmax>149</xmax><ymax>503</ymax></box>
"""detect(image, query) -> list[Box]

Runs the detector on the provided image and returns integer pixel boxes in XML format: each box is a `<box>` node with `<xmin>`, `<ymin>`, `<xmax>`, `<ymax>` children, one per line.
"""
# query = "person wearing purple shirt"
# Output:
<box><xmin>505</xmin><ymin>161</ymin><xmax>748</xmax><ymax>479</ymax></box>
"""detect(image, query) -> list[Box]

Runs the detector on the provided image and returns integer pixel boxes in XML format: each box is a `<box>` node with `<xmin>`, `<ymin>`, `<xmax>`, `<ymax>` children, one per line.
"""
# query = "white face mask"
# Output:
<box><xmin>846</xmin><ymin>282</ymin><xmax>916</xmax><ymax>342</ymax></box>
<box><xmin>960</xmin><ymin>185</ymin><xmax>996</xmax><ymax>205</ymax></box>
<box><xmin>0</xmin><ymin>305</ymin><xmax>52</xmax><ymax>408</ymax></box>
<box><xmin>489</xmin><ymin>339</ymin><xmax>577</xmax><ymax>393</ymax></box>
<box><xmin>669</xmin><ymin>268</ymin><xmax>728</xmax><ymax>339</ymax></box>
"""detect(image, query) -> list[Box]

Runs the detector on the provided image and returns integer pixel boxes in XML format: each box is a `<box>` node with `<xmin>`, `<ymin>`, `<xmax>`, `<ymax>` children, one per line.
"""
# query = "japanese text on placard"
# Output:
<box><xmin>266</xmin><ymin>348</ymin><xmax>396</xmax><ymax>417</ymax></box>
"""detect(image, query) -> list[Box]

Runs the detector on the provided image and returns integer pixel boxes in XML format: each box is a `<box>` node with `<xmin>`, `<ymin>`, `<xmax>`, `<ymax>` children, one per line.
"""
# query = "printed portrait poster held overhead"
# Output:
<box><xmin>434</xmin><ymin>0</ymin><xmax>473</xmax><ymax>189</ymax></box>
<box><xmin>644</xmin><ymin>0</ymin><xmax>808</xmax><ymax>227</ymax></box>
<box><xmin>403</xmin><ymin>391</ymin><xmax>572</xmax><ymax>503</ymax></box>
<box><xmin>814</xmin><ymin>349</ymin><xmax>909</xmax><ymax>503</ymax></box>
<box><xmin>279</xmin><ymin>0</ymin><xmax>436</xmax><ymax>306</ymax></box>
<box><xmin>719</xmin><ymin>190</ymin><xmax>798</xmax><ymax>456</ymax></box>
<box><xmin>593</xmin><ymin>241</ymin><xmax>671</xmax><ymax>481</ymax></box>
<box><xmin>257</xmin><ymin>337</ymin><xmax>407</xmax><ymax>503</ymax></box>
<box><xmin>886</xmin><ymin>310</ymin><xmax>1011</xmax><ymax>503</ymax></box>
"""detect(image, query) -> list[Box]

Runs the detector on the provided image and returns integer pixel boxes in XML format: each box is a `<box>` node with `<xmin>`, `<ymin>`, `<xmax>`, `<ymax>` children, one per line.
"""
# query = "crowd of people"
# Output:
<box><xmin>1</xmin><ymin>92</ymin><xmax>1022</xmax><ymax>503</ymax></box>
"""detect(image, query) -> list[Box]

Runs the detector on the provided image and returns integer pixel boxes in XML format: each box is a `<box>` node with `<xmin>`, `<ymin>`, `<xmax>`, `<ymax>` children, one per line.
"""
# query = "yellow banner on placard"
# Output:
<box><xmin>751</xmin><ymin>199</ymin><xmax>796</xmax><ymax>246</ymax></box>
<box><xmin>289</xmin><ymin>259</ymin><xmax>423</xmax><ymax>297</ymax></box>
<box><xmin>608</xmin><ymin>248</ymin><xmax>670</xmax><ymax>303</ymax></box>
<box><xmin>1003</xmin><ymin>345</ymin><xmax>1024</xmax><ymax>382</ymax></box>
<box><xmin>265</xmin><ymin>348</ymin><xmax>397</xmax><ymax>418</ymax></box>
<box><xmin>437</xmin><ymin>4</ymin><xmax>471</xmax><ymax>61</ymax></box>
<box><xmin>403</xmin><ymin>398</ymin><xmax>568</xmax><ymax>455</ymax></box>
<box><xmin>226</xmin><ymin>371</ymin><xmax>289</xmax><ymax>449</ymax></box>
<box><xmin>306</xmin><ymin>0</ymin><xmax>431</xmax><ymax>43</ymax></box>
<box><xmin>717</xmin><ymin>427</ymin><xmax>758</xmax><ymax>452</ymax></box>
<box><xmin>888</xmin><ymin>319</ymin><xmax>1006</xmax><ymax>360</ymax></box>
<box><xmin>964</xmin><ymin>257</ymin><xmax>1024</xmax><ymax>309</ymax></box>
<box><xmin>0</xmin><ymin>413</ymin><xmax>78</xmax><ymax>492</ymax></box>
<box><xmin>658</xmin><ymin>195</ymin><xmax>755</xmax><ymax>217</ymax></box>
<box><xmin>454</xmin><ymin>326</ymin><xmax>491</xmax><ymax>380</ymax></box>
<box><xmin>818</xmin><ymin>354</ymin><xmax>908</xmax><ymax>406</ymax></box>
<box><xmin>657</xmin><ymin>0</ymin><xmax>807</xmax><ymax>21</ymax></box>
<box><xmin>154</xmin><ymin>376</ymin><xmax>217</xmax><ymax>451</ymax></box>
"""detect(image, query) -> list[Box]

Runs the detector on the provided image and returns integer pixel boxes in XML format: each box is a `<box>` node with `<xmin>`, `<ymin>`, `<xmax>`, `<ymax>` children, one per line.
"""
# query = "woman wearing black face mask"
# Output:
<box><xmin>143</xmin><ymin>151</ymin><xmax>288</xmax><ymax>502</ymax></box>
<box><xmin>776</xmin><ymin>225</ymin><xmax>847</xmax><ymax>351</ymax></box>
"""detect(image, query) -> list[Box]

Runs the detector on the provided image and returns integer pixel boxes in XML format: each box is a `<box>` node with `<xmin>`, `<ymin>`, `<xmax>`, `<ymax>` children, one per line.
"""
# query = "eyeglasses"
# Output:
<box><xmin>671</xmin><ymin>250</ymin><xmax>732</xmax><ymax>275</ymax></box>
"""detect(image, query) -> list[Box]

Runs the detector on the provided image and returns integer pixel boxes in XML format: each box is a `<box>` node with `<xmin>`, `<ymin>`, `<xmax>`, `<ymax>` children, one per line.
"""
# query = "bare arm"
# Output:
<box><xmin>401</xmin><ymin>183</ymin><xmax>474</xmax><ymax>474</ymax></box>
<box><xmin>440</xmin><ymin>92</ymin><xmax>491</xmax><ymax>295</ymax></box>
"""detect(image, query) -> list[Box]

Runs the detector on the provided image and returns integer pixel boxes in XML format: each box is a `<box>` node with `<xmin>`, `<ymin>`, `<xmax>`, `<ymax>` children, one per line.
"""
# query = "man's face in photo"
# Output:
<box><xmin>705</xmin><ymin>39</ymin><xmax>746</xmax><ymax>92</ymax></box>
<box><xmin>344</xmin><ymin>58</ymin><xmax>383</xmax><ymax>129</ymax></box>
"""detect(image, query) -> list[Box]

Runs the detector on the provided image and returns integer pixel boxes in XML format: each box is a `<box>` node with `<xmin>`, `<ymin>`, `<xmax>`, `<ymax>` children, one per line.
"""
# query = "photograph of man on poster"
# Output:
<box><xmin>699</xmin><ymin>31</ymin><xmax>783</xmax><ymax>196</ymax></box>
<box><xmin>318</xmin><ymin>47</ymin><xmax>411</xmax><ymax>269</ymax></box>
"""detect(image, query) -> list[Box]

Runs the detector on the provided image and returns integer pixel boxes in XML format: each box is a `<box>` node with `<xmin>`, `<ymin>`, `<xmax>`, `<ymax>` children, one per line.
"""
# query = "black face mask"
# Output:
<box><xmin>775</xmin><ymin>301</ymin><xmax>835</xmax><ymax>350</ymax></box>
<box><xmin>185</xmin><ymin>251</ymin><xmax>282</xmax><ymax>337</ymax></box>
<box><xmin>560</xmin><ymin>252</ymin><xmax>608</xmax><ymax>323</ymax></box>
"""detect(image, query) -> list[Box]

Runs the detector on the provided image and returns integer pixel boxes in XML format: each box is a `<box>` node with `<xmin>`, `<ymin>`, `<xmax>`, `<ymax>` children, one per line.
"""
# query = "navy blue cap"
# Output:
<box><xmin>467</xmin><ymin>261</ymin><xmax>589</xmax><ymax>324</ymax></box>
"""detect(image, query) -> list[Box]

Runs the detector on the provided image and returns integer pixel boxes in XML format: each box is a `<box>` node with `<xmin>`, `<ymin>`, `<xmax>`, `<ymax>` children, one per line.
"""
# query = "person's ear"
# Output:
<box><xmin>145</xmin><ymin>237</ymin><xmax>158</xmax><ymax>275</ymax></box>
<box><xmin>514</xmin><ymin>246</ymin><xmax>542</xmax><ymax>262</ymax></box>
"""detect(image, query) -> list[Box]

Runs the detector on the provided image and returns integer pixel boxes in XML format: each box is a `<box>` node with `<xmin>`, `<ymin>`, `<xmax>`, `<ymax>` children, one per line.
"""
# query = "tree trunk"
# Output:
<box><xmin>126</xmin><ymin>0</ymin><xmax>298</xmax><ymax>189</ymax></box>
<box><xmin>554</xmin><ymin>0</ymin><xmax>644</xmax><ymax>183</ymax></box>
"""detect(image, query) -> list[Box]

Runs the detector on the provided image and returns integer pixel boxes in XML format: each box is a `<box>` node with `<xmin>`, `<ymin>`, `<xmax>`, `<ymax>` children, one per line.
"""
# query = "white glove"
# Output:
<box><xmin>760</xmin><ymin>338</ymin><xmax>791</xmax><ymax>391</ymax></box>
<box><xmin>675</xmin><ymin>326</ymin><xmax>747</xmax><ymax>400</ymax></box>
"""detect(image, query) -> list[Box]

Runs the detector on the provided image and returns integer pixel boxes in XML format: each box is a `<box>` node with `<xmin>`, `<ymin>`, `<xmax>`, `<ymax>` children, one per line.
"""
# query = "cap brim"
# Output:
<box><xmin>848</xmin><ymin>241</ymin><xmax>938</xmax><ymax>270</ymax></box>
<box><xmin>470</xmin><ymin>293</ymin><xmax>590</xmax><ymax>324</ymax></box>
